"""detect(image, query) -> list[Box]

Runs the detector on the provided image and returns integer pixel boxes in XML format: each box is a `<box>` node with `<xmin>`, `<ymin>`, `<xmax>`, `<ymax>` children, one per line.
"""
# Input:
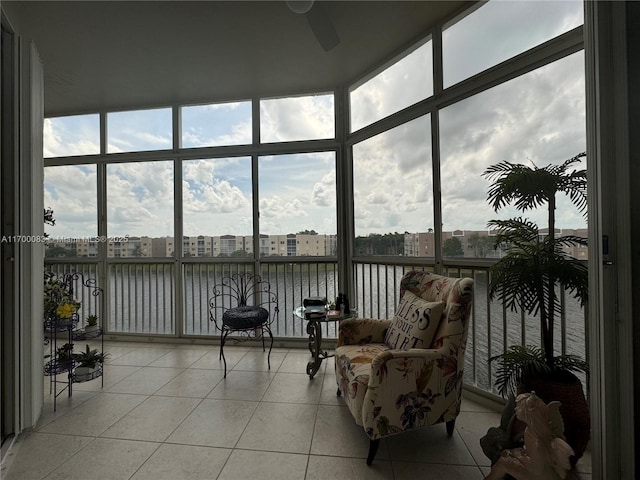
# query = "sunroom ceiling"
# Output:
<box><xmin>3</xmin><ymin>0</ymin><xmax>470</xmax><ymax>117</ymax></box>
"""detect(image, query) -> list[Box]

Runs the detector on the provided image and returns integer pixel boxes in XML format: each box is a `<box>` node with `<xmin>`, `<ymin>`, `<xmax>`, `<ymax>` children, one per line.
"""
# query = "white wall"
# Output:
<box><xmin>17</xmin><ymin>38</ymin><xmax>44</xmax><ymax>430</ymax></box>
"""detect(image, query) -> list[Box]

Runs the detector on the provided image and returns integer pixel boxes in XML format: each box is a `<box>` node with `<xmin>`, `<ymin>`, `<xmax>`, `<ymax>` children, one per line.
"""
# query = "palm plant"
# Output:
<box><xmin>483</xmin><ymin>152</ymin><xmax>589</xmax><ymax>395</ymax></box>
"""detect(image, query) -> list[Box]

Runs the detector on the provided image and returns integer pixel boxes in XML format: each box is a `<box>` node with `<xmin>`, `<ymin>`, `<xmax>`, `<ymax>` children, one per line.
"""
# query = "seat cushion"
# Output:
<box><xmin>222</xmin><ymin>306</ymin><xmax>269</xmax><ymax>329</ymax></box>
<box><xmin>384</xmin><ymin>291</ymin><xmax>444</xmax><ymax>350</ymax></box>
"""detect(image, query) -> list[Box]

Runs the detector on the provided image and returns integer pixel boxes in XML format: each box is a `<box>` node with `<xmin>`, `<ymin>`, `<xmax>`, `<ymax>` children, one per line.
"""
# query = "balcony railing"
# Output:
<box><xmin>45</xmin><ymin>257</ymin><xmax>587</xmax><ymax>398</ymax></box>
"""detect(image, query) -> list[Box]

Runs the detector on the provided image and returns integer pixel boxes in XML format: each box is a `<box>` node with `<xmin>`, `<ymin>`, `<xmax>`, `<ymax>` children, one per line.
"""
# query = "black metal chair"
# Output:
<box><xmin>208</xmin><ymin>272</ymin><xmax>278</xmax><ymax>377</ymax></box>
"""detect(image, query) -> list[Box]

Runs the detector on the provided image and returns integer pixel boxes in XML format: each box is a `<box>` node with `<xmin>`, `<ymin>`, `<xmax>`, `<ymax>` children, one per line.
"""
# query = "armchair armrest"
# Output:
<box><xmin>369</xmin><ymin>347</ymin><xmax>449</xmax><ymax>386</ymax></box>
<box><xmin>337</xmin><ymin>318</ymin><xmax>391</xmax><ymax>346</ymax></box>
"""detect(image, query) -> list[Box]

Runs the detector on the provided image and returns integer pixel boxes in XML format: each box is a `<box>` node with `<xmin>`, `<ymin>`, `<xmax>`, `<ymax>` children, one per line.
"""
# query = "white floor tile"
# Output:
<box><xmin>166</xmin><ymin>398</ymin><xmax>257</xmax><ymax>448</ymax></box>
<box><xmin>278</xmin><ymin>351</ymin><xmax>314</xmax><ymax>373</ymax></box>
<box><xmin>3</xmin><ymin>341</ymin><xmax>591</xmax><ymax>480</ymax></box>
<box><xmin>217</xmin><ymin>449</ymin><xmax>308</xmax><ymax>480</ymax></box>
<box><xmin>236</xmin><ymin>401</ymin><xmax>317</xmax><ymax>454</ymax></box>
<box><xmin>36</xmin><ymin>389</ymin><xmax>99</xmax><ymax>430</ymax></box>
<box><xmin>155</xmin><ymin>368</ymin><xmax>224</xmax><ymax>398</ymax></box>
<box><xmin>109</xmin><ymin>347</ymin><xmax>175</xmax><ymax>366</ymax></box>
<box><xmin>42</xmin><ymin>437</ymin><xmax>159</xmax><ymax>480</ymax></box>
<box><xmin>130</xmin><ymin>444</ymin><xmax>231</xmax><ymax>480</ymax></box>
<box><xmin>393</xmin><ymin>462</ymin><xmax>485</xmax><ymax>480</ymax></box>
<box><xmin>456</xmin><ymin>410</ymin><xmax>502</xmax><ymax>467</ymax></box>
<box><xmin>147</xmin><ymin>348</ymin><xmax>209</xmax><ymax>368</ymax></box>
<box><xmin>38</xmin><ymin>392</ymin><xmax>148</xmax><ymax>437</ymax></box>
<box><xmin>262</xmin><ymin>372</ymin><xmax>323</xmax><ymax>404</ymax></box>
<box><xmin>2</xmin><ymin>432</ymin><xmax>93</xmax><ymax>480</ymax></box>
<box><xmin>207</xmin><ymin>370</ymin><xmax>275</xmax><ymax>401</ymax></box>
<box><xmin>311</xmin><ymin>404</ymin><xmax>389</xmax><ymax>460</ymax></box>
<box><xmin>306</xmin><ymin>455</ymin><xmax>394</xmax><ymax>479</ymax></box>
<box><xmin>386</xmin><ymin>427</ymin><xmax>477</xmax><ymax>465</ymax></box>
<box><xmin>105</xmin><ymin>366</ymin><xmax>183</xmax><ymax>395</ymax></box>
<box><xmin>318</xmin><ymin>373</ymin><xmax>343</xmax><ymax>405</ymax></box>
<box><xmin>100</xmin><ymin>395</ymin><xmax>201</xmax><ymax>442</ymax></box>
<box><xmin>189</xmin><ymin>348</ymin><xmax>248</xmax><ymax>371</ymax></box>
<box><xmin>231</xmin><ymin>350</ymin><xmax>286</xmax><ymax>373</ymax></box>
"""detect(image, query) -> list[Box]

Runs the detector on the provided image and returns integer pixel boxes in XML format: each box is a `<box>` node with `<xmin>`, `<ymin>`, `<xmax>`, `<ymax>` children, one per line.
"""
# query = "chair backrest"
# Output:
<box><xmin>208</xmin><ymin>273</ymin><xmax>279</xmax><ymax>329</ymax></box>
<box><xmin>399</xmin><ymin>270</ymin><xmax>474</xmax><ymax>350</ymax></box>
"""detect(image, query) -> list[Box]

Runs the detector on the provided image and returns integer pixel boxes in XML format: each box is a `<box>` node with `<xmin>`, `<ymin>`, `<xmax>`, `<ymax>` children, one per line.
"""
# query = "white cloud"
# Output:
<box><xmin>182</xmin><ymin>119</ymin><xmax>251</xmax><ymax>147</ymax></box>
<box><xmin>260</xmin><ymin>196</ymin><xmax>307</xmax><ymax>220</ymax></box>
<box><xmin>43</xmin><ymin>4</ymin><xmax>586</xmax><ymax>240</ymax></box>
<box><xmin>44</xmin><ymin>166</ymin><xmax>97</xmax><ymax>237</ymax></box>
<box><xmin>442</xmin><ymin>0</ymin><xmax>583</xmax><ymax>87</ymax></box>
<box><xmin>439</xmin><ymin>50</ymin><xmax>586</xmax><ymax>231</ymax></box>
<box><xmin>353</xmin><ymin>115</ymin><xmax>434</xmax><ymax>234</ymax></box>
<box><xmin>106</xmin><ymin>162</ymin><xmax>174</xmax><ymax>237</ymax></box>
<box><xmin>186</xmin><ymin>179</ymin><xmax>249</xmax><ymax>214</ymax></box>
<box><xmin>260</xmin><ymin>95</ymin><xmax>334</xmax><ymax>142</ymax></box>
<box><xmin>351</xmin><ymin>41</ymin><xmax>432</xmax><ymax>132</ymax></box>
<box><xmin>311</xmin><ymin>171</ymin><xmax>335</xmax><ymax>207</ymax></box>
<box><xmin>43</xmin><ymin>118</ymin><xmax>99</xmax><ymax>158</ymax></box>
<box><xmin>183</xmin><ymin>160</ymin><xmax>216</xmax><ymax>183</ymax></box>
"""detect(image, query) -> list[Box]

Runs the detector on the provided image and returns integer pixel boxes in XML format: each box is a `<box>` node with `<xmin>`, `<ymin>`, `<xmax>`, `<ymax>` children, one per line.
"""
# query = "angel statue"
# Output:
<box><xmin>484</xmin><ymin>391</ymin><xmax>574</xmax><ymax>480</ymax></box>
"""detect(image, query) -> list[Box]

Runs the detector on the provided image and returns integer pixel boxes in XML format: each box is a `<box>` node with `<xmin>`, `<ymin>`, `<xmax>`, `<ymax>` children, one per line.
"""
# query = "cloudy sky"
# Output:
<box><xmin>44</xmin><ymin>0</ymin><xmax>586</xmax><ymax>243</ymax></box>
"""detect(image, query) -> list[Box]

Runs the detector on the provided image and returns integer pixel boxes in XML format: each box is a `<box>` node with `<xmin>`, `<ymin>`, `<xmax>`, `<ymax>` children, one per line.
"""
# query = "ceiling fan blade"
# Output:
<box><xmin>305</xmin><ymin>4</ymin><xmax>340</xmax><ymax>52</ymax></box>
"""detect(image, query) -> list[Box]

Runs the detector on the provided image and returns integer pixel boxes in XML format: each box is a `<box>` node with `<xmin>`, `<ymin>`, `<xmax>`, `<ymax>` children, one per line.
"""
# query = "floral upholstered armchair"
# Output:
<box><xmin>334</xmin><ymin>270</ymin><xmax>474</xmax><ymax>464</ymax></box>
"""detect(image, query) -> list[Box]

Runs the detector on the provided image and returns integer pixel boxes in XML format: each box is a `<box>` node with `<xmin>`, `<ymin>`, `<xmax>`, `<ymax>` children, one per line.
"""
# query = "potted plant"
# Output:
<box><xmin>44</xmin><ymin>271</ymin><xmax>81</xmax><ymax>330</ymax></box>
<box><xmin>482</xmin><ymin>152</ymin><xmax>590</xmax><ymax>466</ymax></box>
<box><xmin>85</xmin><ymin>314</ymin><xmax>99</xmax><ymax>333</ymax></box>
<box><xmin>73</xmin><ymin>344</ymin><xmax>109</xmax><ymax>382</ymax></box>
<box><xmin>55</xmin><ymin>343</ymin><xmax>75</xmax><ymax>370</ymax></box>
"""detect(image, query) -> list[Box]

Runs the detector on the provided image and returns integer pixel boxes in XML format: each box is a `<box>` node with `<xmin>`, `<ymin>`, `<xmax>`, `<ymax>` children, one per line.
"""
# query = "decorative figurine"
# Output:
<box><xmin>484</xmin><ymin>391</ymin><xmax>574</xmax><ymax>480</ymax></box>
<box><xmin>480</xmin><ymin>394</ymin><xmax>521</xmax><ymax>465</ymax></box>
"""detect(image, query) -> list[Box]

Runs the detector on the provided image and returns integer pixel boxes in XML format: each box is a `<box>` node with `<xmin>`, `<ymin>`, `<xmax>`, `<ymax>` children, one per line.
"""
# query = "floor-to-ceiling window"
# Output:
<box><xmin>43</xmin><ymin>0</ymin><xmax>586</xmax><ymax>396</ymax></box>
<box><xmin>43</xmin><ymin>91</ymin><xmax>340</xmax><ymax>338</ymax></box>
<box><xmin>345</xmin><ymin>0</ymin><xmax>585</xmax><ymax>392</ymax></box>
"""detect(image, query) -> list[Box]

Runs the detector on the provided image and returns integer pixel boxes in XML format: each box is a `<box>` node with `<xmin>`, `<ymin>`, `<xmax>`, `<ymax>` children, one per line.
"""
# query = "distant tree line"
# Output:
<box><xmin>354</xmin><ymin>233</ymin><xmax>404</xmax><ymax>256</ymax></box>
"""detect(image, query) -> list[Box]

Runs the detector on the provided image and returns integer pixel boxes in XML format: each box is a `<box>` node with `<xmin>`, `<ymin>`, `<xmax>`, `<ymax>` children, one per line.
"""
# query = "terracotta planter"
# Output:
<box><xmin>517</xmin><ymin>370</ymin><xmax>590</xmax><ymax>467</ymax></box>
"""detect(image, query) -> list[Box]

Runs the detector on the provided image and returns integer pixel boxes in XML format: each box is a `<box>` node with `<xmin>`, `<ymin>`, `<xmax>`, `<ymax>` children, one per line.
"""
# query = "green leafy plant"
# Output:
<box><xmin>74</xmin><ymin>344</ymin><xmax>109</xmax><ymax>369</ymax></box>
<box><xmin>490</xmin><ymin>345</ymin><xmax>588</xmax><ymax>397</ymax></box>
<box><xmin>483</xmin><ymin>152</ymin><xmax>589</xmax><ymax>395</ymax></box>
<box><xmin>56</xmin><ymin>343</ymin><xmax>74</xmax><ymax>364</ymax></box>
<box><xmin>86</xmin><ymin>315</ymin><xmax>98</xmax><ymax>327</ymax></box>
<box><xmin>43</xmin><ymin>271</ymin><xmax>81</xmax><ymax>320</ymax></box>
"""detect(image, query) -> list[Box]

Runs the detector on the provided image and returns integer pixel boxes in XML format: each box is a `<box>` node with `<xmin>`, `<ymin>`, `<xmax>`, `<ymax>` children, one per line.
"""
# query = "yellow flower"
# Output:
<box><xmin>56</xmin><ymin>303</ymin><xmax>77</xmax><ymax>319</ymax></box>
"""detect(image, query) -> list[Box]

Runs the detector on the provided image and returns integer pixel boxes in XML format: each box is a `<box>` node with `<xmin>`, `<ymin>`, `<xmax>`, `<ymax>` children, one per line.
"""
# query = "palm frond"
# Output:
<box><xmin>483</xmin><ymin>162</ymin><xmax>552</xmax><ymax>213</ymax></box>
<box><xmin>553</xmin><ymin>234</ymin><xmax>588</xmax><ymax>248</ymax></box>
<box><xmin>487</xmin><ymin>219</ymin><xmax>589</xmax><ymax>314</ymax></box>
<box><xmin>490</xmin><ymin>345</ymin><xmax>589</xmax><ymax>397</ymax></box>
<box><xmin>557</xmin><ymin>154</ymin><xmax>588</xmax><ymax>217</ymax></box>
<box><xmin>483</xmin><ymin>154</ymin><xmax>588</xmax><ymax>217</ymax></box>
<box><xmin>490</xmin><ymin>345</ymin><xmax>550</xmax><ymax>397</ymax></box>
<box><xmin>488</xmin><ymin>218</ymin><xmax>539</xmax><ymax>245</ymax></box>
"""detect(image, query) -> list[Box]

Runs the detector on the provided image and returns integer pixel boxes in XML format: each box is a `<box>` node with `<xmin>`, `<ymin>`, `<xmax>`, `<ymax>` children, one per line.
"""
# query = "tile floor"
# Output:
<box><xmin>1</xmin><ymin>341</ymin><xmax>592</xmax><ymax>480</ymax></box>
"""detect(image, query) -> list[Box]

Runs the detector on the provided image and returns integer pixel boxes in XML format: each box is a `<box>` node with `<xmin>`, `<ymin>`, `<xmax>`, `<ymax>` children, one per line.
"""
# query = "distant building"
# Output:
<box><xmin>45</xmin><ymin>229</ymin><xmax>587</xmax><ymax>259</ymax></box>
<box><xmin>296</xmin><ymin>234</ymin><xmax>332</xmax><ymax>256</ymax></box>
<box><xmin>404</xmin><ymin>228</ymin><xmax>588</xmax><ymax>259</ymax></box>
<box><xmin>404</xmin><ymin>232</ymin><xmax>434</xmax><ymax>257</ymax></box>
